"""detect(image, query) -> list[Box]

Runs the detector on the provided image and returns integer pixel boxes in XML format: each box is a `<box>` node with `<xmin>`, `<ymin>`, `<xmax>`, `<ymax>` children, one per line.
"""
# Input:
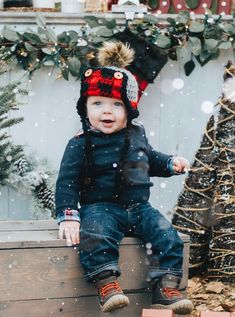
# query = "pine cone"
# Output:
<box><xmin>15</xmin><ymin>158</ymin><xmax>29</xmax><ymax>176</ymax></box>
<box><xmin>36</xmin><ymin>181</ymin><xmax>55</xmax><ymax>211</ymax></box>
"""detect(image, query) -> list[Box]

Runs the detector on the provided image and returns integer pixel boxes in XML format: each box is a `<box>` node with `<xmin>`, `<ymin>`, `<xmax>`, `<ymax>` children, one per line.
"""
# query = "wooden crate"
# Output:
<box><xmin>0</xmin><ymin>220</ymin><xmax>190</xmax><ymax>317</ymax></box>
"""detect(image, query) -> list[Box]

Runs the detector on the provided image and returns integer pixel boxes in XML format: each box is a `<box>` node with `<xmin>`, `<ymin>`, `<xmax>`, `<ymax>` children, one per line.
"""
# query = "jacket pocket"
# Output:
<box><xmin>123</xmin><ymin>161</ymin><xmax>150</xmax><ymax>185</ymax></box>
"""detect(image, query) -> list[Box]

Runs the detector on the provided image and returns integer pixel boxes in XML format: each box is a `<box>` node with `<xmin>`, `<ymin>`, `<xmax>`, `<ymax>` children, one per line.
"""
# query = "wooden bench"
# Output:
<box><xmin>0</xmin><ymin>220</ymin><xmax>190</xmax><ymax>317</ymax></box>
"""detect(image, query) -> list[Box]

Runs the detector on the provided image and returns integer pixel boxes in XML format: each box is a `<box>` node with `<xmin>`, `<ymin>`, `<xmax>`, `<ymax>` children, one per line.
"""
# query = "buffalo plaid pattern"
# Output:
<box><xmin>134</xmin><ymin>73</ymin><xmax>148</xmax><ymax>100</ymax></box>
<box><xmin>77</xmin><ymin>66</ymin><xmax>139</xmax><ymax>121</ymax></box>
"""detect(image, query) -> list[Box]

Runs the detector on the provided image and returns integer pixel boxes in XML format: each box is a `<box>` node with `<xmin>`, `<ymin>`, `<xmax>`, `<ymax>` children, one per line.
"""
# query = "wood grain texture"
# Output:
<box><xmin>0</xmin><ymin>220</ymin><xmax>189</xmax><ymax>316</ymax></box>
<box><xmin>0</xmin><ymin>220</ymin><xmax>58</xmax><ymax>231</ymax></box>
<box><xmin>0</xmin><ymin>294</ymin><xmax>188</xmax><ymax>317</ymax></box>
<box><xmin>1</xmin><ymin>295</ymin><xmax>149</xmax><ymax>317</ymax></box>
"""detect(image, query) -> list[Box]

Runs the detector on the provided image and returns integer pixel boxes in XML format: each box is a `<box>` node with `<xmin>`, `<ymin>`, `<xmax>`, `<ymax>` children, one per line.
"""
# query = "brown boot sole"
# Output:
<box><xmin>101</xmin><ymin>294</ymin><xmax>130</xmax><ymax>312</ymax></box>
<box><xmin>151</xmin><ymin>299</ymin><xmax>194</xmax><ymax>315</ymax></box>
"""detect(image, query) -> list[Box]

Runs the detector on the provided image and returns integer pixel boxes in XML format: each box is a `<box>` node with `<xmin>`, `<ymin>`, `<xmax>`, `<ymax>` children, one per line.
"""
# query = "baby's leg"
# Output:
<box><xmin>79</xmin><ymin>202</ymin><xmax>129</xmax><ymax>312</ymax></box>
<box><xmin>131</xmin><ymin>202</ymin><xmax>193</xmax><ymax>314</ymax></box>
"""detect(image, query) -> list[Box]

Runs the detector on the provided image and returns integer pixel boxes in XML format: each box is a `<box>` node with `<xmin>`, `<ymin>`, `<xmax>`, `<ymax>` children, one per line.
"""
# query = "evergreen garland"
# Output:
<box><xmin>0</xmin><ymin>11</ymin><xmax>235</xmax><ymax>80</ymax></box>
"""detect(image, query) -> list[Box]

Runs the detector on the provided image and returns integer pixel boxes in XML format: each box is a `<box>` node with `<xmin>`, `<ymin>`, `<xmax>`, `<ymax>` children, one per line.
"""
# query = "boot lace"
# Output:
<box><xmin>99</xmin><ymin>281</ymin><xmax>122</xmax><ymax>300</ymax></box>
<box><xmin>163</xmin><ymin>287</ymin><xmax>182</xmax><ymax>298</ymax></box>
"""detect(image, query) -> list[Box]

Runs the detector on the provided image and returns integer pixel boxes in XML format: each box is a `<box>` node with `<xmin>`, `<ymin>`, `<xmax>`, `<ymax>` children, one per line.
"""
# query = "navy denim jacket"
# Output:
<box><xmin>55</xmin><ymin>124</ymin><xmax>174</xmax><ymax>223</ymax></box>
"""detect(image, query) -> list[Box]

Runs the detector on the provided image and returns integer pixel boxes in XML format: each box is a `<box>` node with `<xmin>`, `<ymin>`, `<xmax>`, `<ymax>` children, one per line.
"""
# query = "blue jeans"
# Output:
<box><xmin>79</xmin><ymin>202</ymin><xmax>183</xmax><ymax>282</ymax></box>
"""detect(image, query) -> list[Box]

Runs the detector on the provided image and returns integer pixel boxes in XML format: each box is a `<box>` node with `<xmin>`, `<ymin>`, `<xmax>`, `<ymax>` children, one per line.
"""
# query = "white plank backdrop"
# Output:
<box><xmin>0</xmin><ymin>15</ymin><xmax>233</xmax><ymax>220</ymax></box>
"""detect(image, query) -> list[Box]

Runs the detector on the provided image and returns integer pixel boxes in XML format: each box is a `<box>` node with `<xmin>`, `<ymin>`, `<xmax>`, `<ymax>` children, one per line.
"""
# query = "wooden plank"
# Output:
<box><xmin>0</xmin><ymin>241</ymin><xmax>188</xmax><ymax>301</ymax></box>
<box><xmin>0</xmin><ymin>233</ymin><xmax>147</xmax><ymax>249</ymax></box>
<box><xmin>0</xmin><ymin>220</ymin><xmax>190</xmax><ymax>239</ymax></box>
<box><xmin>0</xmin><ymin>238</ymin><xmax>67</xmax><ymax>249</ymax></box>
<box><xmin>0</xmin><ymin>294</ymin><xmax>188</xmax><ymax>317</ymax></box>
<box><xmin>0</xmin><ymin>220</ymin><xmax>58</xmax><ymax>231</ymax></box>
<box><xmin>0</xmin><ymin>230</ymin><xmax>61</xmax><ymax>243</ymax></box>
<box><xmin>0</xmin><ymin>246</ymin><xmax>147</xmax><ymax>301</ymax></box>
<box><xmin>0</xmin><ymin>234</ymin><xmax>189</xmax><ymax>248</ymax></box>
<box><xmin>0</xmin><ymin>220</ymin><xmax>189</xmax><ymax>307</ymax></box>
<box><xmin>0</xmin><ymin>294</ymin><xmax>149</xmax><ymax>317</ymax></box>
<box><xmin>0</xmin><ymin>220</ymin><xmax>189</xmax><ymax>246</ymax></box>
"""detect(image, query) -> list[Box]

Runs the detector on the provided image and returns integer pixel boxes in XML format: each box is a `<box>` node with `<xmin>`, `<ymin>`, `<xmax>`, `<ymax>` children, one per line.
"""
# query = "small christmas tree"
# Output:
<box><xmin>172</xmin><ymin>61</ymin><xmax>235</xmax><ymax>281</ymax></box>
<box><xmin>172</xmin><ymin>115</ymin><xmax>217</xmax><ymax>276</ymax></box>
<box><xmin>0</xmin><ymin>81</ymin><xmax>27</xmax><ymax>185</ymax></box>
<box><xmin>208</xmin><ymin>62</ymin><xmax>235</xmax><ymax>280</ymax></box>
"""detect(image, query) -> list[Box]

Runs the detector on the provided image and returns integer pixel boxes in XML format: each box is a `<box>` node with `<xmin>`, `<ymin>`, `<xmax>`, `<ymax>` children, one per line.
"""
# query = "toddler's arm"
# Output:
<box><xmin>59</xmin><ymin>220</ymin><xmax>80</xmax><ymax>246</ymax></box>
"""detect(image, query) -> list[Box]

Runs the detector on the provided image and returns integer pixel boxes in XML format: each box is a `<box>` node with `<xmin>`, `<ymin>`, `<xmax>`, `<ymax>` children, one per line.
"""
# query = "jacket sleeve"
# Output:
<box><xmin>143</xmin><ymin>131</ymin><xmax>174</xmax><ymax>177</ymax></box>
<box><xmin>55</xmin><ymin>137</ymin><xmax>85</xmax><ymax>223</ymax></box>
<box><xmin>147</xmin><ymin>144</ymin><xmax>174</xmax><ymax>177</ymax></box>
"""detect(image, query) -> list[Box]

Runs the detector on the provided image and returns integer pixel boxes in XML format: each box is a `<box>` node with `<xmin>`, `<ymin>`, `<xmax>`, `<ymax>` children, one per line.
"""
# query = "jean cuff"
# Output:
<box><xmin>84</xmin><ymin>262</ymin><xmax>121</xmax><ymax>282</ymax></box>
<box><xmin>148</xmin><ymin>267</ymin><xmax>183</xmax><ymax>282</ymax></box>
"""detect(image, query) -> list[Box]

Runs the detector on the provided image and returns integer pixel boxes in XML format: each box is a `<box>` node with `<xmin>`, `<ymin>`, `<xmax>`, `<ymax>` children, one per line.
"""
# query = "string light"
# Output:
<box><xmin>173</xmin><ymin>64</ymin><xmax>235</xmax><ymax>280</ymax></box>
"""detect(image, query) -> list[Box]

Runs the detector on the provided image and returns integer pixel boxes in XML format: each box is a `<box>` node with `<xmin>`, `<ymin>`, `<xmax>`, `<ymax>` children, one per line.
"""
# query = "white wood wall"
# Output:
<box><xmin>0</xmin><ymin>16</ymin><xmax>233</xmax><ymax>220</ymax></box>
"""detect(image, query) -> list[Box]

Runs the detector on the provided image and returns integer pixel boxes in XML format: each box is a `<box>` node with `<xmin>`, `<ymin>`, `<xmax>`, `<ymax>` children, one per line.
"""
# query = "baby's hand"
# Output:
<box><xmin>172</xmin><ymin>156</ymin><xmax>190</xmax><ymax>174</ymax></box>
<box><xmin>59</xmin><ymin>221</ymin><xmax>80</xmax><ymax>246</ymax></box>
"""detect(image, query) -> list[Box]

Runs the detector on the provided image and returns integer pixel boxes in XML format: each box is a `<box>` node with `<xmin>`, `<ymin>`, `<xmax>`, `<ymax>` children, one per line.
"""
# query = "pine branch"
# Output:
<box><xmin>0</xmin><ymin>80</ymin><xmax>26</xmax><ymax>185</ymax></box>
<box><xmin>0</xmin><ymin>132</ymin><xmax>9</xmax><ymax>142</ymax></box>
<box><xmin>0</xmin><ymin>117</ymin><xmax>24</xmax><ymax>129</ymax></box>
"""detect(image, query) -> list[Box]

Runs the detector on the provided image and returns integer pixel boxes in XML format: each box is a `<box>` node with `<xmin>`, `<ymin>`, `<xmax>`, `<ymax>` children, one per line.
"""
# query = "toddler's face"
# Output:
<box><xmin>86</xmin><ymin>96</ymin><xmax>128</xmax><ymax>134</ymax></box>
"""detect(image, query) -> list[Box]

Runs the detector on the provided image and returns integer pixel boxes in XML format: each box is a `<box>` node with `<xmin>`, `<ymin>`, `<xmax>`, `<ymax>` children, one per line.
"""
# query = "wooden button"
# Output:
<box><xmin>84</xmin><ymin>69</ymin><xmax>93</xmax><ymax>77</ymax></box>
<box><xmin>114</xmin><ymin>71</ymin><xmax>123</xmax><ymax>79</ymax></box>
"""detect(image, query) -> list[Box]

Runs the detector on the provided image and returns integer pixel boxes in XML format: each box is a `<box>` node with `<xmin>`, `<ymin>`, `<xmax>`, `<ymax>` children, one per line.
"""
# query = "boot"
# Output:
<box><xmin>151</xmin><ymin>274</ymin><xmax>193</xmax><ymax>315</ymax></box>
<box><xmin>94</xmin><ymin>271</ymin><xmax>129</xmax><ymax>312</ymax></box>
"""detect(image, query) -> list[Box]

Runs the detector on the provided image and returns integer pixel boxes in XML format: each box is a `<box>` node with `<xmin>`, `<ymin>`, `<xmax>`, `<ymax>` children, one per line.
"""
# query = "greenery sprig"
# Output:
<box><xmin>0</xmin><ymin>11</ymin><xmax>234</xmax><ymax>78</ymax></box>
<box><xmin>132</xmin><ymin>11</ymin><xmax>235</xmax><ymax>75</ymax></box>
<box><xmin>0</xmin><ymin>80</ymin><xmax>28</xmax><ymax>185</ymax></box>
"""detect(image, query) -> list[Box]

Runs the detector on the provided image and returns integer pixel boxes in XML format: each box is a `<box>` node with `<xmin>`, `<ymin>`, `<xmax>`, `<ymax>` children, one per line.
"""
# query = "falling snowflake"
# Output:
<box><xmin>201</xmin><ymin>100</ymin><xmax>214</xmax><ymax>114</ymax></box>
<box><xmin>172</xmin><ymin>78</ymin><xmax>184</xmax><ymax>90</ymax></box>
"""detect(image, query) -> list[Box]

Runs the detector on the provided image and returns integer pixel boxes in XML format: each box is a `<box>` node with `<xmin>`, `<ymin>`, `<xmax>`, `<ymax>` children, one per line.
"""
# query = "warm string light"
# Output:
<box><xmin>172</xmin><ymin>67</ymin><xmax>235</xmax><ymax>279</ymax></box>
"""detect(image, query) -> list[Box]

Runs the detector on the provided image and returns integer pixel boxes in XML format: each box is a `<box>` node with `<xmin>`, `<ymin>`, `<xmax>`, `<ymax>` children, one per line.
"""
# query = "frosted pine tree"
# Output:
<box><xmin>0</xmin><ymin>81</ymin><xmax>27</xmax><ymax>185</ymax></box>
<box><xmin>0</xmin><ymin>80</ymin><xmax>55</xmax><ymax>218</ymax></box>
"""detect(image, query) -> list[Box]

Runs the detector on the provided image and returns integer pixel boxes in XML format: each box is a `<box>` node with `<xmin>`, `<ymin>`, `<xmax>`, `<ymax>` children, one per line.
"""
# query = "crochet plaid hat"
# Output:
<box><xmin>77</xmin><ymin>42</ymin><xmax>139</xmax><ymax>121</ymax></box>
